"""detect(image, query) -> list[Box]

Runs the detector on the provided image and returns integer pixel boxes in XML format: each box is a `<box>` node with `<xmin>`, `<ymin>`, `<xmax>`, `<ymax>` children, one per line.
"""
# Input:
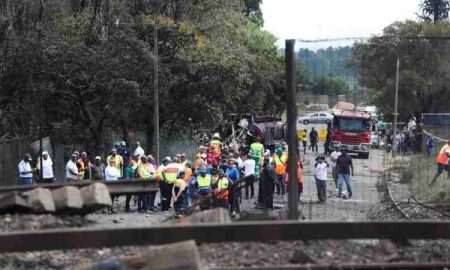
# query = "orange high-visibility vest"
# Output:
<box><xmin>437</xmin><ymin>144</ymin><xmax>450</xmax><ymax>164</ymax></box>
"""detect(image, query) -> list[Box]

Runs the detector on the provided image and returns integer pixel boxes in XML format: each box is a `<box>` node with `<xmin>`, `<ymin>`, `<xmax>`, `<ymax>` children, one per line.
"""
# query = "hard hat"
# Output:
<box><xmin>120</xmin><ymin>141</ymin><xmax>126</xmax><ymax>146</ymax></box>
<box><xmin>163</xmin><ymin>156</ymin><xmax>172</xmax><ymax>162</ymax></box>
<box><xmin>275</xmin><ymin>147</ymin><xmax>283</xmax><ymax>154</ymax></box>
<box><xmin>213</xmin><ymin>133</ymin><xmax>220</xmax><ymax>139</ymax></box>
<box><xmin>198</xmin><ymin>168</ymin><xmax>206</xmax><ymax>173</ymax></box>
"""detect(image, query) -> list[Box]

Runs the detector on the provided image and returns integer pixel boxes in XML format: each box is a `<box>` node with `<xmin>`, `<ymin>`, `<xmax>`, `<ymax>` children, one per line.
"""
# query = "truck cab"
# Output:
<box><xmin>330</xmin><ymin>110</ymin><xmax>372</xmax><ymax>159</ymax></box>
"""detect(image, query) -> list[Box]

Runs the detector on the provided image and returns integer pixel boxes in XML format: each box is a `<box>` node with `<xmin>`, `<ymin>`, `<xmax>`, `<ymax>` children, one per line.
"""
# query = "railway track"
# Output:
<box><xmin>1</xmin><ymin>220</ymin><xmax>450</xmax><ymax>252</ymax></box>
<box><xmin>0</xmin><ymin>180</ymin><xmax>158</xmax><ymax>196</ymax></box>
<box><xmin>209</xmin><ymin>262</ymin><xmax>450</xmax><ymax>270</ymax></box>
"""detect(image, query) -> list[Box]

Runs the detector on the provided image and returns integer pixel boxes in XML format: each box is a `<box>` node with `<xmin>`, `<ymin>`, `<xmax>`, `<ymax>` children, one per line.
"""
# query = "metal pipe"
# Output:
<box><xmin>285</xmin><ymin>40</ymin><xmax>299</xmax><ymax>220</ymax></box>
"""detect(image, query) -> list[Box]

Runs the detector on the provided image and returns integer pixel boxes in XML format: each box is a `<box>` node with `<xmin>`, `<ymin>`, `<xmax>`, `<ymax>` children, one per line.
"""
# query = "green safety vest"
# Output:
<box><xmin>250</xmin><ymin>142</ymin><xmax>264</xmax><ymax>158</ymax></box>
<box><xmin>197</xmin><ymin>175</ymin><xmax>212</xmax><ymax>188</ymax></box>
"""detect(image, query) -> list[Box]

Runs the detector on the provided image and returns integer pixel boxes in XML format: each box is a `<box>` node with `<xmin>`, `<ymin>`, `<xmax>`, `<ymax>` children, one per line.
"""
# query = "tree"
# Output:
<box><xmin>351</xmin><ymin>21</ymin><xmax>450</xmax><ymax>121</ymax></box>
<box><xmin>419</xmin><ymin>0</ymin><xmax>450</xmax><ymax>23</ymax></box>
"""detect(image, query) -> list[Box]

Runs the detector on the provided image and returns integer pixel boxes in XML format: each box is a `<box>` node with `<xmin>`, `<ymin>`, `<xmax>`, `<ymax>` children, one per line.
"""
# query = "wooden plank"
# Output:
<box><xmin>0</xmin><ymin>221</ymin><xmax>450</xmax><ymax>252</ymax></box>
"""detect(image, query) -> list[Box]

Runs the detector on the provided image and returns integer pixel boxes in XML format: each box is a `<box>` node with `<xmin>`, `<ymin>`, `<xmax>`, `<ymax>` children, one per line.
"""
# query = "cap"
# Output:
<box><xmin>71</xmin><ymin>154</ymin><xmax>77</xmax><ymax>158</ymax></box>
<box><xmin>42</xmin><ymin>151</ymin><xmax>49</xmax><ymax>156</ymax></box>
<box><xmin>213</xmin><ymin>133</ymin><xmax>220</xmax><ymax>139</ymax></box>
<box><xmin>95</xmin><ymin>156</ymin><xmax>101</xmax><ymax>160</ymax></box>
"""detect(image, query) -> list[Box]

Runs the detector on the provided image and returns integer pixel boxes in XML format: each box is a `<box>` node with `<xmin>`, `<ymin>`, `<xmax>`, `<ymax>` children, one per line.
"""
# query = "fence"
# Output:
<box><xmin>0</xmin><ymin>139</ymin><xmax>27</xmax><ymax>186</ymax></box>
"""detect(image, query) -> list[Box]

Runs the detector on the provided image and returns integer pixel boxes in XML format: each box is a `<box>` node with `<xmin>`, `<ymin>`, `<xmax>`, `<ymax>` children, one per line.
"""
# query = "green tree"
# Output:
<box><xmin>419</xmin><ymin>0</ymin><xmax>450</xmax><ymax>23</ymax></box>
<box><xmin>351</xmin><ymin>21</ymin><xmax>450</xmax><ymax>121</ymax></box>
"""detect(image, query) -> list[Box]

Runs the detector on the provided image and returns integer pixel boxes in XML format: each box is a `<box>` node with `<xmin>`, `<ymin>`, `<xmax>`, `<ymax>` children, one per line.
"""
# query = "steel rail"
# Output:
<box><xmin>1</xmin><ymin>221</ymin><xmax>450</xmax><ymax>252</ymax></box>
<box><xmin>0</xmin><ymin>180</ymin><xmax>158</xmax><ymax>196</ymax></box>
<box><xmin>209</xmin><ymin>262</ymin><xmax>450</xmax><ymax>270</ymax></box>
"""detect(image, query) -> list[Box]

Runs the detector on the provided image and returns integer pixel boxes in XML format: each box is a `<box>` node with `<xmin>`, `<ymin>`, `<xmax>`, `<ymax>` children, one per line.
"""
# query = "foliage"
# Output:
<box><xmin>351</xmin><ymin>21</ymin><xmax>450</xmax><ymax>121</ymax></box>
<box><xmin>419</xmin><ymin>0</ymin><xmax>450</xmax><ymax>23</ymax></box>
<box><xmin>0</xmin><ymin>0</ymin><xmax>284</xmax><ymax>154</ymax></box>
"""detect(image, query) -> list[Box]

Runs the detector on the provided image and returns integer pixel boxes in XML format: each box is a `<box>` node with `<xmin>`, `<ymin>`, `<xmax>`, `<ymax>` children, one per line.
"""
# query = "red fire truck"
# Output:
<box><xmin>330</xmin><ymin>110</ymin><xmax>372</xmax><ymax>159</ymax></box>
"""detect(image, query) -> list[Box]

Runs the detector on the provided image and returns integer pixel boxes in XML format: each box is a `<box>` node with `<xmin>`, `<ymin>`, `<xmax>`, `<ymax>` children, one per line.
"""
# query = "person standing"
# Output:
<box><xmin>133</xmin><ymin>141</ymin><xmax>145</xmax><ymax>158</ymax></box>
<box><xmin>273</xmin><ymin>147</ymin><xmax>287</xmax><ymax>196</ymax></box>
<box><xmin>66</xmin><ymin>154</ymin><xmax>79</xmax><ymax>182</ymax></box>
<box><xmin>18</xmin><ymin>154</ymin><xmax>34</xmax><ymax>185</ymax></box>
<box><xmin>209</xmin><ymin>133</ymin><xmax>222</xmax><ymax>155</ymax></box>
<box><xmin>118</xmin><ymin>141</ymin><xmax>131</xmax><ymax>175</ymax></box>
<box><xmin>91</xmin><ymin>156</ymin><xmax>105</xmax><ymax>180</ymax></box>
<box><xmin>309</xmin><ymin>127</ymin><xmax>319</xmax><ymax>153</ymax></box>
<box><xmin>429</xmin><ymin>140</ymin><xmax>450</xmax><ymax>186</ymax></box>
<box><xmin>107</xmin><ymin>148</ymin><xmax>124</xmax><ymax>177</ymax></box>
<box><xmin>213</xmin><ymin>169</ymin><xmax>230</xmax><ymax>209</ymax></box>
<box><xmin>162</xmin><ymin>160</ymin><xmax>181</xmax><ymax>212</ymax></box>
<box><xmin>226</xmin><ymin>160</ymin><xmax>240</xmax><ymax>214</ymax></box>
<box><xmin>314</xmin><ymin>155</ymin><xmax>329</xmax><ymax>202</ymax></box>
<box><xmin>77</xmin><ymin>152</ymin><xmax>92</xmax><ymax>181</ymax></box>
<box><xmin>324</xmin><ymin>127</ymin><xmax>332</xmax><ymax>155</ymax></box>
<box><xmin>302</xmin><ymin>129</ymin><xmax>308</xmax><ymax>154</ymax></box>
<box><xmin>336</xmin><ymin>149</ymin><xmax>354</xmax><ymax>198</ymax></box>
<box><xmin>242</xmin><ymin>155</ymin><xmax>256</xmax><ymax>199</ymax></box>
<box><xmin>36</xmin><ymin>151</ymin><xmax>55</xmax><ymax>183</ymax></box>
<box><xmin>426</xmin><ymin>135</ymin><xmax>434</xmax><ymax>157</ymax></box>
<box><xmin>250</xmin><ymin>138</ymin><xmax>264</xmax><ymax>204</ymax></box>
<box><xmin>260</xmin><ymin>157</ymin><xmax>276</xmax><ymax>209</ymax></box>
<box><xmin>105</xmin><ymin>159</ymin><xmax>121</xmax><ymax>213</ymax></box>
<box><xmin>330</xmin><ymin>147</ymin><xmax>342</xmax><ymax>189</ymax></box>
<box><xmin>136</xmin><ymin>156</ymin><xmax>157</xmax><ymax>212</ymax></box>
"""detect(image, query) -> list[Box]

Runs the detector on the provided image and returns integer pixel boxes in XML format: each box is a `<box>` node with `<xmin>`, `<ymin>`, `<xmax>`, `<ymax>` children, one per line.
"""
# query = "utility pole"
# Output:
<box><xmin>393</xmin><ymin>57</ymin><xmax>400</xmax><ymax>158</ymax></box>
<box><xmin>39</xmin><ymin>94</ymin><xmax>43</xmax><ymax>181</ymax></box>
<box><xmin>153</xmin><ymin>15</ymin><xmax>160</xmax><ymax>163</ymax></box>
<box><xmin>285</xmin><ymin>40</ymin><xmax>299</xmax><ymax>220</ymax></box>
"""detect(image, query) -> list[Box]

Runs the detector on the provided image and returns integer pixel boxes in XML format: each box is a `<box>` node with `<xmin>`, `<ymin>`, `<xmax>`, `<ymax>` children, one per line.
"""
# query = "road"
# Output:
<box><xmin>82</xmin><ymin>123</ymin><xmax>384</xmax><ymax>227</ymax></box>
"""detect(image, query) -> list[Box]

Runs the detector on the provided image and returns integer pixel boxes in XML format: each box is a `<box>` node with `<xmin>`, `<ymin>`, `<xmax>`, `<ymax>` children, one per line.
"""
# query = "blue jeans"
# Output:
<box><xmin>276</xmin><ymin>174</ymin><xmax>285</xmax><ymax>195</ymax></box>
<box><xmin>338</xmin><ymin>173</ymin><xmax>352</xmax><ymax>196</ymax></box>
<box><xmin>19</xmin><ymin>177</ymin><xmax>33</xmax><ymax>185</ymax></box>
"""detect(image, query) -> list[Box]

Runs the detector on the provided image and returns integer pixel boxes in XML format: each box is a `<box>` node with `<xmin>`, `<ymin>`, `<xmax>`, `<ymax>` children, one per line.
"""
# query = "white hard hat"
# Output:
<box><xmin>213</xmin><ymin>133</ymin><xmax>220</xmax><ymax>139</ymax></box>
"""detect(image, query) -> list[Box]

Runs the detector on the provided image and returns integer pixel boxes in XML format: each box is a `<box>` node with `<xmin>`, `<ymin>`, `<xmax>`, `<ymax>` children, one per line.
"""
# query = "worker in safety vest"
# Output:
<box><xmin>136</xmin><ymin>156</ymin><xmax>156</xmax><ymax>212</ymax></box>
<box><xmin>195</xmin><ymin>167</ymin><xmax>212</xmax><ymax>210</ymax></box>
<box><xmin>429</xmin><ymin>140</ymin><xmax>450</xmax><ymax>185</ymax></box>
<box><xmin>273</xmin><ymin>147</ymin><xmax>287</xmax><ymax>196</ymax></box>
<box><xmin>107</xmin><ymin>148</ymin><xmax>124</xmax><ymax>177</ymax></box>
<box><xmin>76</xmin><ymin>152</ymin><xmax>91</xmax><ymax>181</ymax></box>
<box><xmin>172</xmin><ymin>171</ymin><xmax>187</xmax><ymax>215</ymax></box>
<box><xmin>214</xmin><ymin>169</ymin><xmax>229</xmax><ymax>209</ymax></box>
<box><xmin>161</xmin><ymin>160</ymin><xmax>182</xmax><ymax>212</ymax></box>
<box><xmin>209</xmin><ymin>133</ymin><xmax>222</xmax><ymax>155</ymax></box>
<box><xmin>250</xmin><ymin>138</ymin><xmax>264</xmax><ymax>204</ymax></box>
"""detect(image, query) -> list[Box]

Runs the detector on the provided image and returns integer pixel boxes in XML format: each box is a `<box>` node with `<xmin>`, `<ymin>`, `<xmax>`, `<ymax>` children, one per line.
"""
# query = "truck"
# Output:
<box><xmin>204</xmin><ymin>114</ymin><xmax>287</xmax><ymax>152</ymax></box>
<box><xmin>330</xmin><ymin>110</ymin><xmax>372</xmax><ymax>159</ymax></box>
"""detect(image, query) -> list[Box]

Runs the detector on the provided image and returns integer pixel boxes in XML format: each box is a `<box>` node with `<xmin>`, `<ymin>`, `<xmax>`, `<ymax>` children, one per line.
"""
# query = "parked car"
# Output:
<box><xmin>299</xmin><ymin>112</ymin><xmax>333</xmax><ymax>125</ymax></box>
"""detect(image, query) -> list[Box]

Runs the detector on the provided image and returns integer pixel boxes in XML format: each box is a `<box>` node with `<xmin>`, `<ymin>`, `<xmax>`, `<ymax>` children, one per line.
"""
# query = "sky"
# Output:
<box><xmin>261</xmin><ymin>0</ymin><xmax>420</xmax><ymax>49</ymax></box>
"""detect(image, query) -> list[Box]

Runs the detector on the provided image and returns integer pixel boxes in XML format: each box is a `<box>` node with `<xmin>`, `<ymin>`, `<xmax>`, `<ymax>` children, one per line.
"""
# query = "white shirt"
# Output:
<box><xmin>66</xmin><ymin>160</ymin><xmax>78</xmax><ymax>181</ymax></box>
<box><xmin>41</xmin><ymin>158</ymin><xmax>54</xmax><ymax>179</ymax></box>
<box><xmin>133</xmin><ymin>146</ymin><xmax>145</xmax><ymax>158</ymax></box>
<box><xmin>330</xmin><ymin>151</ymin><xmax>342</xmax><ymax>167</ymax></box>
<box><xmin>18</xmin><ymin>160</ymin><xmax>32</xmax><ymax>178</ymax></box>
<box><xmin>236</xmin><ymin>157</ymin><xmax>244</xmax><ymax>169</ymax></box>
<box><xmin>315</xmin><ymin>162</ymin><xmax>328</xmax><ymax>181</ymax></box>
<box><xmin>243</xmin><ymin>159</ymin><xmax>256</xmax><ymax>177</ymax></box>
<box><xmin>105</xmin><ymin>165</ymin><xmax>121</xmax><ymax>181</ymax></box>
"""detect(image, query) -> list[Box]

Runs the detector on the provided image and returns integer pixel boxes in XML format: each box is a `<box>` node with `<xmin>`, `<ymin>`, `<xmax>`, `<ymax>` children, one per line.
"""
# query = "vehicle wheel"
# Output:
<box><xmin>359</xmin><ymin>153</ymin><xmax>370</xmax><ymax>159</ymax></box>
<box><xmin>303</xmin><ymin>120</ymin><xmax>309</xmax><ymax>125</ymax></box>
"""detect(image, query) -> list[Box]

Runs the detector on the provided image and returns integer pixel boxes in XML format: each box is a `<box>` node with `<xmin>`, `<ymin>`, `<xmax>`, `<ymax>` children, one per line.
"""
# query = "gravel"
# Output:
<box><xmin>0</xmin><ymin>214</ymin><xmax>93</xmax><ymax>232</ymax></box>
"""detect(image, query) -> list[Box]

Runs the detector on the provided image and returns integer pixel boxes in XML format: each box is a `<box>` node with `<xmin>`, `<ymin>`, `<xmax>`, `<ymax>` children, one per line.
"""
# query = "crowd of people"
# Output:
<box><xmin>17</xmin><ymin>131</ymin><xmax>356</xmax><ymax>215</ymax></box>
